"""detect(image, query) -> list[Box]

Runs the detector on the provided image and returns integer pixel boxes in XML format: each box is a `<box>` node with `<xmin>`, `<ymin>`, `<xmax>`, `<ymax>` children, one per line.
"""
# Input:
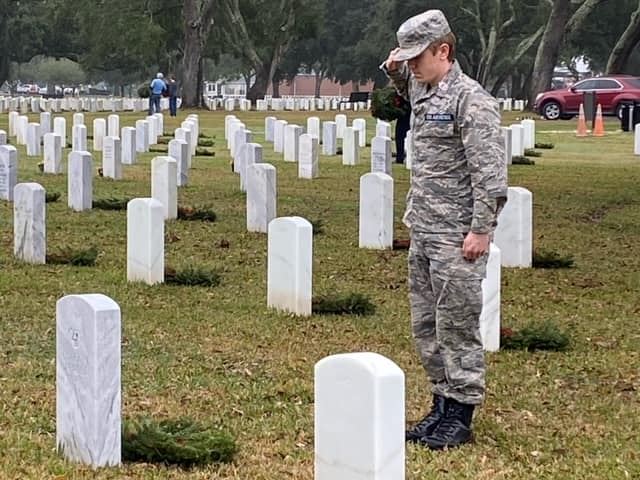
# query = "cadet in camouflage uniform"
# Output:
<box><xmin>381</xmin><ymin>10</ymin><xmax>508</xmax><ymax>450</ymax></box>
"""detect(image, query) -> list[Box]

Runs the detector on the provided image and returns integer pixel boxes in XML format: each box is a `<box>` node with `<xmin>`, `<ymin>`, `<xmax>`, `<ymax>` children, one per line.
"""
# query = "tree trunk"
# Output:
<box><xmin>314</xmin><ymin>70</ymin><xmax>323</xmax><ymax>98</ymax></box>
<box><xmin>181</xmin><ymin>0</ymin><xmax>215</xmax><ymax>108</ymax></box>
<box><xmin>0</xmin><ymin>12</ymin><xmax>9</xmax><ymax>87</ymax></box>
<box><xmin>247</xmin><ymin>63</ymin><xmax>271</xmax><ymax>102</ymax></box>
<box><xmin>243</xmin><ymin>72</ymin><xmax>252</xmax><ymax>95</ymax></box>
<box><xmin>527</xmin><ymin>0</ymin><xmax>572</xmax><ymax>108</ymax></box>
<box><xmin>527</xmin><ymin>0</ymin><xmax>605</xmax><ymax>107</ymax></box>
<box><xmin>606</xmin><ymin>0</ymin><xmax>640</xmax><ymax>73</ymax></box>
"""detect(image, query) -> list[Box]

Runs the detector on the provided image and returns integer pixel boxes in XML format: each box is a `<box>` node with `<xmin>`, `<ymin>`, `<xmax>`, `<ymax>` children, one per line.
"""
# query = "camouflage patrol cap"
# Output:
<box><xmin>394</xmin><ymin>10</ymin><xmax>451</xmax><ymax>61</ymax></box>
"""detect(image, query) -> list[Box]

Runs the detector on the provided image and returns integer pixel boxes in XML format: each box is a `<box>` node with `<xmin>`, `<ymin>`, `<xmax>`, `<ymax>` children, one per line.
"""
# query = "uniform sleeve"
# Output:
<box><xmin>459</xmin><ymin>91</ymin><xmax>508</xmax><ymax>234</ymax></box>
<box><xmin>380</xmin><ymin>62</ymin><xmax>410</xmax><ymax>101</ymax></box>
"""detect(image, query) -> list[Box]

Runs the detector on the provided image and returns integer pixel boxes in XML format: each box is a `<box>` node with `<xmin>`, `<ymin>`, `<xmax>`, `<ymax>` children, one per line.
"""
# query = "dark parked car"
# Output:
<box><xmin>534</xmin><ymin>76</ymin><xmax>640</xmax><ymax>120</ymax></box>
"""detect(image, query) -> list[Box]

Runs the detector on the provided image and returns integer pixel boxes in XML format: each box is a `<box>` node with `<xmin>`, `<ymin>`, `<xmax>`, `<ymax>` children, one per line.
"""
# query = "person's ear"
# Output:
<box><xmin>439</xmin><ymin>44</ymin><xmax>450</xmax><ymax>60</ymax></box>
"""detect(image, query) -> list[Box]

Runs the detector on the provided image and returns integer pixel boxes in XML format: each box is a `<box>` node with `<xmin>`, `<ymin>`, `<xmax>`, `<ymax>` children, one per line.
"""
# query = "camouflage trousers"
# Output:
<box><xmin>408</xmin><ymin>231</ymin><xmax>487</xmax><ymax>405</ymax></box>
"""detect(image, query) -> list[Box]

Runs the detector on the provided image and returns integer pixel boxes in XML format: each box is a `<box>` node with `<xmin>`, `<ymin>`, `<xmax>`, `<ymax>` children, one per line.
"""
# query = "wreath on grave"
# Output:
<box><xmin>500</xmin><ymin>321</ymin><xmax>570</xmax><ymax>351</ymax></box>
<box><xmin>371</xmin><ymin>87</ymin><xmax>410</xmax><ymax>122</ymax></box>
<box><xmin>122</xmin><ymin>416</ymin><xmax>236</xmax><ymax>467</ymax></box>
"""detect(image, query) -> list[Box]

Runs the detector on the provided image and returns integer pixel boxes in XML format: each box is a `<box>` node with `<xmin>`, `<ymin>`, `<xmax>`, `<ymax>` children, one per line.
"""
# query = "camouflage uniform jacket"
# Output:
<box><xmin>386</xmin><ymin>61</ymin><xmax>507</xmax><ymax>234</ymax></box>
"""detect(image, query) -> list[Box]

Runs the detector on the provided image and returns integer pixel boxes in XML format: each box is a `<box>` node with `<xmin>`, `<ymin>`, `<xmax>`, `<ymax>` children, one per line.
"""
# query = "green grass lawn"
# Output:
<box><xmin>0</xmin><ymin>109</ymin><xmax>638</xmax><ymax>479</ymax></box>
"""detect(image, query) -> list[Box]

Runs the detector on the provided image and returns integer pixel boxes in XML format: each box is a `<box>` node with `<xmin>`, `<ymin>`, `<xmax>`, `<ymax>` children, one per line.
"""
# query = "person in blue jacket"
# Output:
<box><xmin>149</xmin><ymin>73</ymin><xmax>166</xmax><ymax>115</ymax></box>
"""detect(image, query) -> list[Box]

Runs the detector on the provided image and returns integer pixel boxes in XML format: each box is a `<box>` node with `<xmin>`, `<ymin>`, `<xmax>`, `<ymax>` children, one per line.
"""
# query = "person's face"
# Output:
<box><xmin>407</xmin><ymin>43</ymin><xmax>449</xmax><ymax>85</ymax></box>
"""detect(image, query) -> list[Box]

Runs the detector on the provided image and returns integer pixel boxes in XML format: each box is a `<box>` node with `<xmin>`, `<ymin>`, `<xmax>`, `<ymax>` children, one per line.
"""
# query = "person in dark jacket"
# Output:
<box><xmin>167</xmin><ymin>75</ymin><xmax>178</xmax><ymax>117</ymax></box>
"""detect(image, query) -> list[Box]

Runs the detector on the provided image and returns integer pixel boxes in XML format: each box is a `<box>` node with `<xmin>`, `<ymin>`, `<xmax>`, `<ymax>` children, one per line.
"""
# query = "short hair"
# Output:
<box><xmin>428</xmin><ymin>32</ymin><xmax>456</xmax><ymax>61</ymax></box>
<box><xmin>157</xmin><ymin>72</ymin><xmax>164</xmax><ymax>79</ymax></box>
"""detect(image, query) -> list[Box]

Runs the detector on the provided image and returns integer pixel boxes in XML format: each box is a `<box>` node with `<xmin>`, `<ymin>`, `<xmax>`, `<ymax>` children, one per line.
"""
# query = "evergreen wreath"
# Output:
<box><xmin>47</xmin><ymin>247</ymin><xmax>98</xmax><ymax>266</ymax></box>
<box><xmin>165</xmin><ymin>266</ymin><xmax>221</xmax><ymax>287</ymax></box>
<box><xmin>371</xmin><ymin>87</ymin><xmax>410</xmax><ymax>122</ymax></box>
<box><xmin>312</xmin><ymin>293</ymin><xmax>376</xmax><ymax>316</ymax></box>
<box><xmin>533</xmin><ymin>250</ymin><xmax>575</xmax><ymax>269</ymax></box>
<box><xmin>501</xmin><ymin>321</ymin><xmax>570</xmax><ymax>351</ymax></box>
<box><xmin>122</xmin><ymin>417</ymin><xmax>236</xmax><ymax>467</ymax></box>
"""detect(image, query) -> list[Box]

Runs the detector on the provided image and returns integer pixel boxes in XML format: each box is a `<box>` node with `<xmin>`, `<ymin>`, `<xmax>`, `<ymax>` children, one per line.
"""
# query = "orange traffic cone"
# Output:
<box><xmin>593</xmin><ymin>104</ymin><xmax>605</xmax><ymax>137</ymax></box>
<box><xmin>576</xmin><ymin>103</ymin><xmax>588</xmax><ymax>137</ymax></box>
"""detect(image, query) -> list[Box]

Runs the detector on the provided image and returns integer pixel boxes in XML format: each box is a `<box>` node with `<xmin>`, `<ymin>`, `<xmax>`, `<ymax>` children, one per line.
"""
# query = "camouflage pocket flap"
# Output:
<box><xmin>424</xmin><ymin>121</ymin><xmax>454</xmax><ymax>137</ymax></box>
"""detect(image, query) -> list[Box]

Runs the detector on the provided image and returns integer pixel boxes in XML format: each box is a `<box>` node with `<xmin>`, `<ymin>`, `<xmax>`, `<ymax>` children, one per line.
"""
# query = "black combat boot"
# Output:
<box><xmin>405</xmin><ymin>394</ymin><xmax>446</xmax><ymax>442</ymax></box>
<box><xmin>421</xmin><ymin>398</ymin><xmax>475</xmax><ymax>450</ymax></box>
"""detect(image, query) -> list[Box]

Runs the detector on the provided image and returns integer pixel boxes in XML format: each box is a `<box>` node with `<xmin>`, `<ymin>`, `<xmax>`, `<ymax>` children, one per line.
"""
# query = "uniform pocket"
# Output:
<box><xmin>423</xmin><ymin>121</ymin><xmax>455</xmax><ymax>138</ymax></box>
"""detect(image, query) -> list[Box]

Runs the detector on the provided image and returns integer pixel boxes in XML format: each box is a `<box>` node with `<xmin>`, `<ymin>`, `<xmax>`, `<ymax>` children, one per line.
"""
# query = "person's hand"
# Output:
<box><xmin>462</xmin><ymin>232</ymin><xmax>490</xmax><ymax>261</ymax></box>
<box><xmin>385</xmin><ymin>48</ymin><xmax>402</xmax><ymax>72</ymax></box>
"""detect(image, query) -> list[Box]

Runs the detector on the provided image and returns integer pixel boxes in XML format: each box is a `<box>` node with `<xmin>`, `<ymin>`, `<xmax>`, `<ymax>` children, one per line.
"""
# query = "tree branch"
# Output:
<box><xmin>566</xmin><ymin>0</ymin><xmax>607</xmax><ymax>37</ymax></box>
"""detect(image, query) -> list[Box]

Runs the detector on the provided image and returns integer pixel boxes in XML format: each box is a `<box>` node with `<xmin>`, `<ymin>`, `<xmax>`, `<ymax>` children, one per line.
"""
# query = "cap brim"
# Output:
<box><xmin>393</xmin><ymin>45</ymin><xmax>427</xmax><ymax>62</ymax></box>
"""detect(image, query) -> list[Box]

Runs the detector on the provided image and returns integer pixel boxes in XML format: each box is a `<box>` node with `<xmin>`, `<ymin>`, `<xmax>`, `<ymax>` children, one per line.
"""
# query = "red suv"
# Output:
<box><xmin>534</xmin><ymin>76</ymin><xmax>640</xmax><ymax>120</ymax></box>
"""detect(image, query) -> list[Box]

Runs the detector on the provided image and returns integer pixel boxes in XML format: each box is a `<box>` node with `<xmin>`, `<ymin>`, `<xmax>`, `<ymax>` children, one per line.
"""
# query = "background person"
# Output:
<box><xmin>167</xmin><ymin>74</ymin><xmax>178</xmax><ymax>116</ymax></box>
<box><xmin>149</xmin><ymin>72</ymin><xmax>166</xmax><ymax>115</ymax></box>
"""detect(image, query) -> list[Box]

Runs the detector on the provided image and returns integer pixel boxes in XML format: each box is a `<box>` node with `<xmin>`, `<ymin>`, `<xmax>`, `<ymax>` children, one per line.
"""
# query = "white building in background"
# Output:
<box><xmin>204</xmin><ymin>79</ymin><xmax>247</xmax><ymax>99</ymax></box>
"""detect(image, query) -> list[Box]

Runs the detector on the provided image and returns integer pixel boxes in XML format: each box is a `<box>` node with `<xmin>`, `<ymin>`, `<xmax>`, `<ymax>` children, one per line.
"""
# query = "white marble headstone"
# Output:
<box><xmin>265</xmin><ymin>116</ymin><xmax>276</xmax><ymax>142</ymax></box>
<box><xmin>314</xmin><ymin>352</ymin><xmax>405</xmax><ymax>480</ymax></box>
<box><xmin>168</xmin><ymin>139</ymin><xmax>189</xmax><ymax>187</ymax></box>
<box><xmin>352</xmin><ymin>118</ymin><xmax>367</xmax><ymax>147</ymax></box>
<box><xmin>335</xmin><ymin>114</ymin><xmax>347</xmax><ymax>139</ymax></box>
<box><xmin>225</xmin><ymin>115</ymin><xmax>237</xmax><ymax>141</ymax></box>
<box><xmin>299</xmin><ymin>134</ymin><xmax>319</xmax><ymax>179</ymax></box>
<box><xmin>247</xmin><ymin>163</ymin><xmax>276</xmax><ymax>233</ymax></box>
<box><xmin>0</xmin><ymin>129</ymin><xmax>6</xmax><ymax>145</ymax></box>
<box><xmin>521</xmin><ymin>119</ymin><xmax>535</xmax><ymax>149</ymax></box>
<box><xmin>181</xmin><ymin>120</ymin><xmax>197</xmax><ymax>155</ymax></box>
<box><xmin>174</xmin><ymin>128</ymin><xmax>193</xmax><ymax>168</ymax></box>
<box><xmin>371</xmin><ymin>136</ymin><xmax>392</xmax><ymax>174</ymax></box>
<box><xmin>68</xmin><ymin>151</ymin><xmax>92</xmax><ymax>211</ymax></box>
<box><xmin>93</xmin><ymin>119</ymin><xmax>106</xmax><ymax>151</ymax></box>
<box><xmin>0</xmin><ymin>145</ymin><xmax>18</xmax><ymax>201</ymax></box>
<box><xmin>127</xmin><ymin>198</ymin><xmax>164</xmax><ymax>285</ymax></box>
<box><xmin>44</xmin><ymin>133</ymin><xmax>62</xmax><ymax>174</ymax></box>
<box><xmin>40</xmin><ymin>111</ymin><xmax>51</xmax><ymax>136</ymax></box>
<box><xmin>54</xmin><ymin>117</ymin><xmax>66</xmax><ymax>147</ymax></box>
<box><xmin>284</xmin><ymin>124</ymin><xmax>303</xmax><ymax>162</ymax></box>
<box><xmin>73</xmin><ymin>113</ymin><xmax>84</xmax><ymax>126</ymax></box>
<box><xmin>13</xmin><ymin>182</ymin><xmax>46</xmax><ymax>264</ymax></box>
<box><xmin>306</xmin><ymin>117</ymin><xmax>321</xmax><ymax>141</ymax></box>
<box><xmin>102</xmin><ymin>136</ymin><xmax>122</xmax><ymax>180</ymax></box>
<box><xmin>501</xmin><ymin>127</ymin><xmax>513</xmax><ymax>166</ymax></box>
<box><xmin>240</xmin><ymin>143</ymin><xmax>263</xmax><ymax>192</ymax></box>
<box><xmin>274</xmin><ymin>120</ymin><xmax>288</xmax><ymax>153</ymax></box>
<box><xmin>267</xmin><ymin>217</ymin><xmax>312</xmax><ymax>316</ymax></box>
<box><xmin>510</xmin><ymin>124</ymin><xmax>524</xmax><ymax>156</ymax></box>
<box><xmin>135</xmin><ymin>120</ymin><xmax>149</xmax><ymax>153</ymax></box>
<box><xmin>107</xmin><ymin>114</ymin><xmax>120</xmax><ymax>137</ymax></box>
<box><xmin>234</xmin><ymin>129</ymin><xmax>252</xmax><ymax>173</ymax></box>
<box><xmin>26</xmin><ymin>123</ymin><xmax>41</xmax><ymax>156</ymax></box>
<box><xmin>72</xmin><ymin>124</ymin><xmax>87</xmax><ymax>152</ymax></box>
<box><xmin>635</xmin><ymin>124</ymin><xmax>640</xmax><ymax>155</ymax></box>
<box><xmin>480</xmin><ymin>243</ymin><xmax>501</xmax><ymax>352</ymax></box>
<box><xmin>495</xmin><ymin>187</ymin><xmax>532</xmax><ymax>267</ymax></box>
<box><xmin>376</xmin><ymin>121</ymin><xmax>391</xmax><ymax>139</ymax></box>
<box><xmin>16</xmin><ymin>115</ymin><xmax>28</xmax><ymax>145</ymax></box>
<box><xmin>342</xmin><ymin>127</ymin><xmax>360</xmax><ymax>166</ymax></box>
<box><xmin>121</xmin><ymin>127</ymin><xmax>137</xmax><ymax>165</ymax></box>
<box><xmin>8</xmin><ymin>111</ymin><xmax>18</xmax><ymax>137</ymax></box>
<box><xmin>151</xmin><ymin>156</ymin><xmax>177</xmax><ymax>220</ymax></box>
<box><xmin>404</xmin><ymin>131</ymin><xmax>413</xmax><ymax>170</ymax></box>
<box><xmin>56</xmin><ymin>294</ymin><xmax>121</xmax><ymax>468</ymax></box>
<box><xmin>359</xmin><ymin>173</ymin><xmax>393</xmax><ymax>249</ymax></box>
<box><xmin>322</xmin><ymin>122</ymin><xmax>337</xmax><ymax>156</ymax></box>
<box><xmin>227</xmin><ymin>119</ymin><xmax>242</xmax><ymax>151</ymax></box>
